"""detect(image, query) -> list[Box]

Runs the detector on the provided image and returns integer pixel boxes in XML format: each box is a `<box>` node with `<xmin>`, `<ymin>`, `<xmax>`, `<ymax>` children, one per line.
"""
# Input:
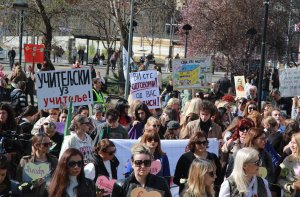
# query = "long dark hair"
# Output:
<box><xmin>48</xmin><ymin>148</ymin><xmax>85</xmax><ymax>197</ymax></box>
<box><xmin>0</xmin><ymin>103</ymin><xmax>16</xmax><ymax>132</ymax></box>
<box><xmin>134</xmin><ymin>103</ymin><xmax>152</xmax><ymax>123</ymax></box>
<box><xmin>115</xmin><ymin>99</ymin><xmax>131</xmax><ymax>123</ymax></box>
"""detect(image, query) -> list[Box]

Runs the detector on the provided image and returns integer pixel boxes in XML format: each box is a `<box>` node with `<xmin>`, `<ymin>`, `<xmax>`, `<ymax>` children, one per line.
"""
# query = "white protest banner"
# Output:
<box><xmin>35</xmin><ymin>68</ymin><xmax>93</xmax><ymax>110</ymax></box>
<box><xmin>122</xmin><ymin>46</ymin><xmax>134</xmax><ymax>81</ymax></box>
<box><xmin>111</xmin><ymin>139</ymin><xmax>219</xmax><ymax>197</ymax></box>
<box><xmin>234</xmin><ymin>76</ymin><xmax>246</xmax><ymax>98</ymax></box>
<box><xmin>130</xmin><ymin>70</ymin><xmax>160</xmax><ymax>109</ymax></box>
<box><xmin>172</xmin><ymin>57</ymin><xmax>212</xmax><ymax>90</ymax></box>
<box><xmin>279</xmin><ymin>67</ymin><xmax>300</xmax><ymax>97</ymax></box>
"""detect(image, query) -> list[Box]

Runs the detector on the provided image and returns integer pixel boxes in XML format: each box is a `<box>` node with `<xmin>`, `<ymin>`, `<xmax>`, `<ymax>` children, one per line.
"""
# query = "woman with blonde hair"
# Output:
<box><xmin>181</xmin><ymin>158</ymin><xmax>216</xmax><ymax>197</ymax></box>
<box><xmin>278</xmin><ymin>133</ymin><xmax>300</xmax><ymax>196</ymax></box>
<box><xmin>219</xmin><ymin>147</ymin><xmax>271</xmax><ymax>196</ymax></box>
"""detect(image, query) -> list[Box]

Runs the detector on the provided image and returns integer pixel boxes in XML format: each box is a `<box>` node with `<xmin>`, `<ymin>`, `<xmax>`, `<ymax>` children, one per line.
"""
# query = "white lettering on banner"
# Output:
<box><xmin>129</xmin><ymin>70</ymin><xmax>160</xmax><ymax>109</ymax></box>
<box><xmin>279</xmin><ymin>67</ymin><xmax>300</xmax><ymax>97</ymax></box>
<box><xmin>111</xmin><ymin>139</ymin><xmax>219</xmax><ymax>197</ymax></box>
<box><xmin>35</xmin><ymin>68</ymin><xmax>93</xmax><ymax>110</ymax></box>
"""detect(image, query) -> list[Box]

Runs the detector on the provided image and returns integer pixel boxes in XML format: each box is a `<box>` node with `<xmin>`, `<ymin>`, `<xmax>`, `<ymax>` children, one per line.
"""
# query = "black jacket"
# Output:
<box><xmin>173</xmin><ymin>151</ymin><xmax>222</xmax><ymax>194</ymax></box>
<box><xmin>111</xmin><ymin>173</ymin><xmax>171</xmax><ymax>197</ymax></box>
<box><xmin>92</xmin><ymin>153</ymin><xmax>119</xmax><ymax>181</ymax></box>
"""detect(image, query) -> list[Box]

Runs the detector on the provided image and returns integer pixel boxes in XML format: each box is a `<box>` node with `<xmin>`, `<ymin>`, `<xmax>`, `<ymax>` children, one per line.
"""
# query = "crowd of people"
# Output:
<box><xmin>0</xmin><ymin>58</ymin><xmax>299</xmax><ymax>197</ymax></box>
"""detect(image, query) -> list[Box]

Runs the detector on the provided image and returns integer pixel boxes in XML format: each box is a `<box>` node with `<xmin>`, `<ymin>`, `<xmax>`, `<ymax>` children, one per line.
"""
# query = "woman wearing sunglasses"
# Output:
<box><xmin>278</xmin><ymin>133</ymin><xmax>300</xmax><ymax>197</ymax></box>
<box><xmin>112</xmin><ymin>144</ymin><xmax>171</xmax><ymax>197</ymax></box>
<box><xmin>93</xmin><ymin>139</ymin><xmax>119</xmax><ymax>181</ymax></box>
<box><xmin>219</xmin><ymin>147</ymin><xmax>271</xmax><ymax>197</ymax></box>
<box><xmin>222</xmin><ymin>118</ymin><xmax>254</xmax><ymax>177</ymax></box>
<box><xmin>242</xmin><ymin>101</ymin><xmax>258</xmax><ymax>117</ymax></box>
<box><xmin>174</xmin><ymin>132</ymin><xmax>222</xmax><ymax>195</ymax></box>
<box><xmin>48</xmin><ymin>148</ymin><xmax>97</xmax><ymax>197</ymax></box>
<box><xmin>59</xmin><ymin>114</ymin><xmax>94</xmax><ymax>164</ymax></box>
<box><xmin>181</xmin><ymin>158</ymin><xmax>216</xmax><ymax>197</ymax></box>
<box><xmin>16</xmin><ymin>133</ymin><xmax>58</xmax><ymax>195</ymax></box>
<box><xmin>124</xmin><ymin>131</ymin><xmax>171</xmax><ymax>180</ymax></box>
<box><xmin>226</xmin><ymin>128</ymin><xmax>274</xmax><ymax>187</ymax></box>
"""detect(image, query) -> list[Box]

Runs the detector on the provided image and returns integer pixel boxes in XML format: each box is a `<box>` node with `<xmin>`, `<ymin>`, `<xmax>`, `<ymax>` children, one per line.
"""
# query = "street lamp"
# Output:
<box><xmin>182</xmin><ymin>24</ymin><xmax>192</xmax><ymax>58</ymax></box>
<box><xmin>246</xmin><ymin>27</ymin><xmax>257</xmax><ymax>76</ymax></box>
<box><xmin>13</xmin><ymin>0</ymin><xmax>28</xmax><ymax>66</ymax></box>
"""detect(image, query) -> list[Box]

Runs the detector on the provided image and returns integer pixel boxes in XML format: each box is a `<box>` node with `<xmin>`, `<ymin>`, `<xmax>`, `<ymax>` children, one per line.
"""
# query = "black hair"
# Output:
<box><xmin>134</xmin><ymin>103</ymin><xmax>152</xmax><ymax>123</ymax></box>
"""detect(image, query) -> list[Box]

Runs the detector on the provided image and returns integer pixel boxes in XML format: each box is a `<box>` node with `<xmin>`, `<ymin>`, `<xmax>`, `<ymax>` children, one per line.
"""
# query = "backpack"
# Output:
<box><xmin>11</xmin><ymin>90</ymin><xmax>22</xmax><ymax>110</ymax></box>
<box><xmin>227</xmin><ymin>176</ymin><xmax>267</xmax><ymax>197</ymax></box>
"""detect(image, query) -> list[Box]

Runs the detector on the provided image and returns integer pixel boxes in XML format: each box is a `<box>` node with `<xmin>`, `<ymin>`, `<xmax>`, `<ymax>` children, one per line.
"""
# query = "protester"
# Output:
<box><xmin>48</xmin><ymin>148</ymin><xmax>97</xmax><ymax>197</ymax></box>
<box><xmin>181</xmin><ymin>158</ymin><xmax>216</xmax><ymax>197</ymax></box>
<box><xmin>164</xmin><ymin>120</ymin><xmax>180</xmax><ymax>139</ymax></box>
<box><xmin>25</xmin><ymin>65</ymin><xmax>35</xmax><ymax>106</ymax></box>
<box><xmin>43</xmin><ymin>121</ymin><xmax>63</xmax><ymax>158</ymax></box>
<box><xmin>16</xmin><ymin>105</ymin><xmax>38</xmax><ymax>135</ymax></box>
<box><xmin>270</xmin><ymin>89</ymin><xmax>292</xmax><ymax>117</ymax></box>
<box><xmin>111</xmin><ymin>144</ymin><xmax>171</xmax><ymax>197</ymax></box>
<box><xmin>204</xmin><ymin>82</ymin><xmax>224</xmax><ymax>104</ymax></box>
<box><xmin>93</xmin><ymin>139</ymin><xmax>119</xmax><ymax>183</ymax></box>
<box><xmin>278</xmin><ymin>132</ymin><xmax>300</xmax><ymax>197</ymax></box>
<box><xmin>93</xmin><ymin>109</ymin><xmax>128</xmax><ymax>145</ymax></box>
<box><xmin>8</xmin><ymin>48</ymin><xmax>16</xmax><ymax>70</ymax></box>
<box><xmin>0</xmin><ymin>154</ymin><xmax>22</xmax><ymax>196</ymax></box>
<box><xmin>59</xmin><ymin>114</ymin><xmax>94</xmax><ymax>163</ymax></box>
<box><xmin>10</xmin><ymin>80</ymin><xmax>28</xmax><ymax>115</ymax></box>
<box><xmin>115</xmin><ymin>99</ymin><xmax>131</xmax><ymax>131</ymax></box>
<box><xmin>10</xmin><ymin>65</ymin><xmax>27</xmax><ymax>91</ymax></box>
<box><xmin>179</xmin><ymin>112</ymin><xmax>199</xmax><ymax>139</ymax></box>
<box><xmin>128</xmin><ymin>103</ymin><xmax>152</xmax><ymax>139</ymax></box>
<box><xmin>183</xmin><ymin>100</ymin><xmax>222</xmax><ymax>139</ymax></box>
<box><xmin>16</xmin><ymin>134</ymin><xmax>57</xmax><ymax>196</ymax></box>
<box><xmin>31</xmin><ymin>108</ymin><xmax>59</xmax><ymax>135</ymax></box>
<box><xmin>58</xmin><ymin>109</ymin><xmax>68</xmax><ymax>123</ymax></box>
<box><xmin>219</xmin><ymin>147</ymin><xmax>272</xmax><ymax>196</ymax></box>
<box><xmin>174</xmin><ymin>132</ymin><xmax>222</xmax><ymax>194</ymax></box>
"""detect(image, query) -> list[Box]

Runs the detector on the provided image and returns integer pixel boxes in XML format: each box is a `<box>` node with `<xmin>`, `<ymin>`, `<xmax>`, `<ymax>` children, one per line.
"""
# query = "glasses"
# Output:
<box><xmin>104</xmin><ymin>149</ymin><xmax>116</xmax><ymax>156</ymax></box>
<box><xmin>134</xmin><ymin>160</ymin><xmax>152</xmax><ymax>167</ymax></box>
<box><xmin>151</xmin><ymin>124</ymin><xmax>160</xmax><ymax>128</ymax></box>
<box><xmin>248</xmin><ymin>160</ymin><xmax>260</xmax><ymax>166</ymax></box>
<box><xmin>49</xmin><ymin>113</ymin><xmax>58</xmax><ymax>115</ymax></box>
<box><xmin>273</xmin><ymin>114</ymin><xmax>281</xmax><ymax>116</ymax></box>
<box><xmin>42</xmin><ymin>142</ymin><xmax>52</xmax><ymax>147</ymax></box>
<box><xmin>68</xmin><ymin>160</ymin><xmax>84</xmax><ymax>168</ymax></box>
<box><xmin>207</xmin><ymin>171</ymin><xmax>215</xmax><ymax>177</ymax></box>
<box><xmin>37</xmin><ymin>142</ymin><xmax>52</xmax><ymax>147</ymax></box>
<box><xmin>248</xmin><ymin>107</ymin><xmax>257</xmax><ymax>110</ymax></box>
<box><xmin>147</xmin><ymin>137</ymin><xmax>159</xmax><ymax>142</ymax></box>
<box><xmin>81</xmin><ymin>122</ymin><xmax>90</xmax><ymax>125</ymax></box>
<box><xmin>239</xmin><ymin>127</ymin><xmax>250</xmax><ymax>133</ymax></box>
<box><xmin>195</xmin><ymin>140</ymin><xmax>208</xmax><ymax>145</ymax></box>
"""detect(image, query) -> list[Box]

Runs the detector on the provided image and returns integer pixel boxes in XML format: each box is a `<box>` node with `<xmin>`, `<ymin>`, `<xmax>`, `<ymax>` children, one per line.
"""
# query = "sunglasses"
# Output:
<box><xmin>248</xmin><ymin>107</ymin><xmax>257</xmax><ymax>110</ymax></box>
<box><xmin>248</xmin><ymin>160</ymin><xmax>260</xmax><ymax>166</ymax></box>
<box><xmin>152</xmin><ymin>124</ymin><xmax>160</xmax><ymax>128</ymax></box>
<box><xmin>68</xmin><ymin>160</ymin><xmax>84</xmax><ymax>168</ymax></box>
<box><xmin>196</xmin><ymin>140</ymin><xmax>208</xmax><ymax>145</ymax></box>
<box><xmin>81</xmin><ymin>122</ymin><xmax>90</xmax><ymax>125</ymax></box>
<box><xmin>207</xmin><ymin>171</ymin><xmax>215</xmax><ymax>177</ymax></box>
<box><xmin>134</xmin><ymin>160</ymin><xmax>152</xmax><ymax>167</ymax></box>
<box><xmin>146</xmin><ymin>137</ymin><xmax>159</xmax><ymax>142</ymax></box>
<box><xmin>104</xmin><ymin>149</ymin><xmax>116</xmax><ymax>156</ymax></box>
<box><xmin>49</xmin><ymin>113</ymin><xmax>58</xmax><ymax>115</ymax></box>
<box><xmin>37</xmin><ymin>142</ymin><xmax>52</xmax><ymax>147</ymax></box>
<box><xmin>239</xmin><ymin>127</ymin><xmax>250</xmax><ymax>132</ymax></box>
